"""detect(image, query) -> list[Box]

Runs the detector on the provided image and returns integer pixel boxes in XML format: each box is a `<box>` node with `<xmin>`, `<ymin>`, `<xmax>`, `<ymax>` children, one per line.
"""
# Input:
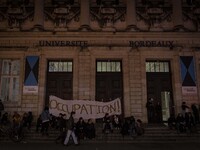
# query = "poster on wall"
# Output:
<box><xmin>49</xmin><ymin>95</ymin><xmax>122</xmax><ymax>119</ymax></box>
<box><xmin>23</xmin><ymin>56</ymin><xmax>39</xmax><ymax>94</ymax></box>
<box><xmin>180</xmin><ymin>56</ymin><xmax>197</xmax><ymax>95</ymax></box>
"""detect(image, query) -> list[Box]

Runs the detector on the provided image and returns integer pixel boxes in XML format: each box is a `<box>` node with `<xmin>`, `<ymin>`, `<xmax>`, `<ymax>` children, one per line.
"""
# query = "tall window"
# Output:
<box><xmin>0</xmin><ymin>59</ymin><xmax>20</xmax><ymax>101</ymax></box>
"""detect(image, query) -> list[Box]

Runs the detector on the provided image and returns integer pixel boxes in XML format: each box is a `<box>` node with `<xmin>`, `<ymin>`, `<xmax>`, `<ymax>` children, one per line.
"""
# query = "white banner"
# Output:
<box><xmin>49</xmin><ymin>96</ymin><xmax>122</xmax><ymax>119</ymax></box>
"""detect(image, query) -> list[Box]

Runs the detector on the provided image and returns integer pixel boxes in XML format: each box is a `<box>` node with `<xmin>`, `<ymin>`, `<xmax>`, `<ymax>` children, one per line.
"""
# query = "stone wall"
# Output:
<box><xmin>0</xmin><ymin>32</ymin><xmax>200</xmax><ymax>122</ymax></box>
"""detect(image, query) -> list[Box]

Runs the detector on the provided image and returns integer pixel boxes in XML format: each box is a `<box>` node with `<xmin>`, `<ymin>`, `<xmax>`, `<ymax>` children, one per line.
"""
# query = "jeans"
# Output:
<box><xmin>64</xmin><ymin>129</ymin><xmax>78</xmax><ymax>145</ymax></box>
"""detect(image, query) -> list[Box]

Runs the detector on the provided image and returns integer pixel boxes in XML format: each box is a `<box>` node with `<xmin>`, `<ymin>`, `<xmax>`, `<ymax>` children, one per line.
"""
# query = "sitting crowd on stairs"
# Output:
<box><xmin>1</xmin><ymin>101</ymin><xmax>200</xmax><ymax>144</ymax></box>
<box><xmin>1</xmin><ymin>110</ymin><xmax>145</xmax><ymax>143</ymax></box>
<box><xmin>167</xmin><ymin>102</ymin><xmax>200</xmax><ymax>134</ymax></box>
<box><xmin>34</xmin><ymin>111</ymin><xmax>145</xmax><ymax>144</ymax></box>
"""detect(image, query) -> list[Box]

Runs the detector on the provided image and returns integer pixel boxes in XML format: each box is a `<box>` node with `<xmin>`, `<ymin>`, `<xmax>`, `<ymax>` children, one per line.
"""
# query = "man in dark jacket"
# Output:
<box><xmin>181</xmin><ymin>102</ymin><xmax>190</xmax><ymax>117</ymax></box>
<box><xmin>0</xmin><ymin>99</ymin><xmax>4</xmax><ymax>119</ymax></box>
<box><xmin>64</xmin><ymin>111</ymin><xmax>79</xmax><ymax>146</ymax></box>
<box><xmin>41</xmin><ymin>106</ymin><xmax>51</xmax><ymax>136</ymax></box>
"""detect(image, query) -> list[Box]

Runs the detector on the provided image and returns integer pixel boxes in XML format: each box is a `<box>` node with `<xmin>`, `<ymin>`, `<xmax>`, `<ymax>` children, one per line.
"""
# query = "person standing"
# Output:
<box><xmin>85</xmin><ymin>119</ymin><xmax>96</xmax><ymax>139</ymax></box>
<box><xmin>36</xmin><ymin>115</ymin><xmax>42</xmax><ymax>133</ymax></box>
<box><xmin>41</xmin><ymin>106</ymin><xmax>51</xmax><ymax>136</ymax></box>
<box><xmin>181</xmin><ymin>102</ymin><xmax>190</xmax><ymax>117</ymax></box>
<box><xmin>129</xmin><ymin>116</ymin><xmax>136</xmax><ymax>137</ymax></box>
<box><xmin>102</xmin><ymin>113</ymin><xmax>113</xmax><ymax>133</ymax></box>
<box><xmin>0</xmin><ymin>99</ymin><xmax>4</xmax><ymax>120</ymax></box>
<box><xmin>13</xmin><ymin>112</ymin><xmax>21</xmax><ymax>128</ymax></box>
<box><xmin>185</xmin><ymin>112</ymin><xmax>195</xmax><ymax>133</ymax></box>
<box><xmin>64</xmin><ymin>111</ymin><xmax>79</xmax><ymax>146</ymax></box>
<box><xmin>76</xmin><ymin>117</ymin><xmax>86</xmax><ymax>141</ymax></box>
<box><xmin>176</xmin><ymin>113</ymin><xmax>186</xmax><ymax>133</ymax></box>
<box><xmin>27</xmin><ymin>111</ymin><xmax>33</xmax><ymax>130</ymax></box>
<box><xmin>155</xmin><ymin>102</ymin><xmax>162</xmax><ymax>123</ymax></box>
<box><xmin>112</xmin><ymin>115</ymin><xmax>121</xmax><ymax>130</ymax></box>
<box><xmin>55</xmin><ymin>113</ymin><xmax>67</xmax><ymax>144</ymax></box>
<box><xmin>12</xmin><ymin>112</ymin><xmax>22</xmax><ymax>136</ymax></box>
<box><xmin>191</xmin><ymin>104</ymin><xmax>200</xmax><ymax>124</ymax></box>
<box><xmin>146</xmin><ymin>98</ymin><xmax>154</xmax><ymax>123</ymax></box>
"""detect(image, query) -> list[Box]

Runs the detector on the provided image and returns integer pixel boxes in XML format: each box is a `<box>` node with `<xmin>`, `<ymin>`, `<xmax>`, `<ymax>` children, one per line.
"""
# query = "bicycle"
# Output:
<box><xmin>0</xmin><ymin>124</ymin><xmax>24</xmax><ymax>142</ymax></box>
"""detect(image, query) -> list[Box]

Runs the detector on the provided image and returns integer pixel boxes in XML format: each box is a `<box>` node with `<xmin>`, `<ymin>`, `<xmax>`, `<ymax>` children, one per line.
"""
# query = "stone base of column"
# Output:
<box><xmin>33</xmin><ymin>25</ymin><xmax>44</xmax><ymax>31</ymax></box>
<box><xmin>173</xmin><ymin>25</ymin><xmax>187</xmax><ymax>32</ymax></box>
<box><xmin>126</xmin><ymin>25</ymin><xmax>139</xmax><ymax>31</ymax></box>
<box><xmin>79</xmin><ymin>25</ymin><xmax>91</xmax><ymax>31</ymax></box>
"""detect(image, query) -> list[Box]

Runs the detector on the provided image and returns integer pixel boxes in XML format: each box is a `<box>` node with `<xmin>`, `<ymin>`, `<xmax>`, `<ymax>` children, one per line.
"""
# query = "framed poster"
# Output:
<box><xmin>23</xmin><ymin>56</ymin><xmax>39</xmax><ymax>94</ymax></box>
<box><xmin>180</xmin><ymin>56</ymin><xmax>197</xmax><ymax>95</ymax></box>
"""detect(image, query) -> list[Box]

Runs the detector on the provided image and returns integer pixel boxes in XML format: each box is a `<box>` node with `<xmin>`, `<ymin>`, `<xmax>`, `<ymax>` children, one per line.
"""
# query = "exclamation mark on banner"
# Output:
<box><xmin>117</xmin><ymin>99</ymin><xmax>121</xmax><ymax>113</ymax></box>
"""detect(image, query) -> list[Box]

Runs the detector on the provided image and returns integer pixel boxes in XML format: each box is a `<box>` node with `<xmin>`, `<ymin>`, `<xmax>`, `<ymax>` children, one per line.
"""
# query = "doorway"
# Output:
<box><xmin>146</xmin><ymin>61</ymin><xmax>174</xmax><ymax>123</ymax></box>
<box><xmin>45</xmin><ymin>60</ymin><xmax>73</xmax><ymax>105</ymax></box>
<box><xmin>95</xmin><ymin>60</ymin><xmax>124</xmax><ymax>116</ymax></box>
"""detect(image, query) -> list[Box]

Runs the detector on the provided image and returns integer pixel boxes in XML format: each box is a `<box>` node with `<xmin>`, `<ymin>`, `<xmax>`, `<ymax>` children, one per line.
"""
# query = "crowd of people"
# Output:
<box><xmin>0</xmin><ymin>111</ymin><xmax>33</xmax><ymax>128</ymax></box>
<box><xmin>102</xmin><ymin>113</ymin><xmax>145</xmax><ymax>137</ymax></box>
<box><xmin>0</xmin><ymin>110</ymin><xmax>33</xmax><ymax>140</ymax></box>
<box><xmin>35</xmin><ymin>108</ymin><xmax>96</xmax><ymax>146</ymax></box>
<box><xmin>34</xmin><ymin>108</ymin><xmax>145</xmax><ymax>146</ymax></box>
<box><xmin>1</xmin><ymin>99</ymin><xmax>200</xmax><ymax>145</ymax></box>
<box><xmin>168</xmin><ymin>102</ymin><xmax>200</xmax><ymax>133</ymax></box>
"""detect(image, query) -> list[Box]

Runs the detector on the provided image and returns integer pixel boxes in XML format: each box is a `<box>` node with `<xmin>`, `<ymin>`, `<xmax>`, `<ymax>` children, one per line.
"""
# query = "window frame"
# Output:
<box><xmin>96</xmin><ymin>60</ymin><xmax>122</xmax><ymax>73</ymax></box>
<box><xmin>146</xmin><ymin>61</ymin><xmax>170</xmax><ymax>73</ymax></box>
<box><xmin>48</xmin><ymin>60</ymin><xmax>73</xmax><ymax>73</ymax></box>
<box><xmin>0</xmin><ymin>59</ymin><xmax>20</xmax><ymax>102</ymax></box>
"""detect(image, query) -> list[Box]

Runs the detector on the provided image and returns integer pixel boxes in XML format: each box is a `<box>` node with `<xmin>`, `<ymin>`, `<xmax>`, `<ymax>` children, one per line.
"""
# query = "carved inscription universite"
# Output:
<box><xmin>38</xmin><ymin>40</ymin><xmax>174</xmax><ymax>48</ymax></box>
<box><xmin>129</xmin><ymin>41</ymin><xmax>174</xmax><ymax>48</ymax></box>
<box><xmin>39</xmin><ymin>40</ymin><xmax>88</xmax><ymax>47</ymax></box>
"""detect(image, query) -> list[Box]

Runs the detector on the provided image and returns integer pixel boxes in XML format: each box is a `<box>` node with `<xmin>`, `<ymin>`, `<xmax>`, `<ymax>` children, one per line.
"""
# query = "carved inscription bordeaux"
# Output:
<box><xmin>129</xmin><ymin>41</ymin><xmax>174</xmax><ymax>48</ymax></box>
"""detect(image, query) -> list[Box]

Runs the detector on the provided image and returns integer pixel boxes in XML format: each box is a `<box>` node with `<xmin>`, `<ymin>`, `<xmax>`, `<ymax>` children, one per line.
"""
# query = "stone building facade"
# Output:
<box><xmin>0</xmin><ymin>0</ymin><xmax>200</xmax><ymax>123</ymax></box>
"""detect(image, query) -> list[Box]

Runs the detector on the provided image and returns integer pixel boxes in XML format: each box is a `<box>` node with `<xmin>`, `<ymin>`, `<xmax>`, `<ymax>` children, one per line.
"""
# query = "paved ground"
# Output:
<box><xmin>1</xmin><ymin>142</ymin><xmax>200</xmax><ymax>150</ymax></box>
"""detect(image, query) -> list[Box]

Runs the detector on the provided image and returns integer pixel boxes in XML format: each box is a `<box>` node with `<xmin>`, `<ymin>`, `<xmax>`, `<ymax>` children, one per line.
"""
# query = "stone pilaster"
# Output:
<box><xmin>33</xmin><ymin>0</ymin><xmax>44</xmax><ymax>30</ymax></box>
<box><xmin>126</xmin><ymin>0</ymin><xmax>138</xmax><ymax>31</ymax></box>
<box><xmin>78</xmin><ymin>49</ymin><xmax>91</xmax><ymax>100</ymax></box>
<box><xmin>80</xmin><ymin>0</ymin><xmax>90</xmax><ymax>31</ymax></box>
<box><xmin>172</xmin><ymin>0</ymin><xmax>184</xmax><ymax>31</ymax></box>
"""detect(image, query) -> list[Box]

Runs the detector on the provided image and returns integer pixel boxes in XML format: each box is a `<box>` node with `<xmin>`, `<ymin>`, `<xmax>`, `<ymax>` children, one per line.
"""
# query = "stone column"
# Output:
<box><xmin>126</xmin><ymin>0</ymin><xmax>138</xmax><ymax>31</ymax></box>
<box><xmin>80</xmin><ymin>0</ymin><xmax>90</xmax><ymax>31</ymax></box>
<box><xmin>33</xmin><ymin>0</ymin><xmax>44</xmax><ymax>30</ymax></box>
<box><xmin>172</xmin><ymin>0</ymin><xmax>183</xmax><ymax>30</ymax></box>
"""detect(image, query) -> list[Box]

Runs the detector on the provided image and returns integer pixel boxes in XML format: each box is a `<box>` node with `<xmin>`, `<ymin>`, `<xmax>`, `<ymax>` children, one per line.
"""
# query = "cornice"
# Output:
<box><xmin>0</xmin><ymin>32</ymin><xmax>200</xmax><ymax>39</ymax></box>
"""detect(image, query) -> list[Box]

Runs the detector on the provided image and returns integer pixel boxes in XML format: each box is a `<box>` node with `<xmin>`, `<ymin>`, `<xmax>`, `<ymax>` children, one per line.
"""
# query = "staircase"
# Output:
<box><xmin>1</xmin><ymin>124</ymin><xmax>200</xmax><ymax>143</ymax></box>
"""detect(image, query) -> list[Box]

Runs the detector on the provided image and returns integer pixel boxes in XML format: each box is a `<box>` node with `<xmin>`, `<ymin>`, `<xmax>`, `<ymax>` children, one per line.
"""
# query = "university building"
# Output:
<box><xmin>0</xmin><ymin>0</ymin><xmax>200</xmax><ymax>123</ymax></box>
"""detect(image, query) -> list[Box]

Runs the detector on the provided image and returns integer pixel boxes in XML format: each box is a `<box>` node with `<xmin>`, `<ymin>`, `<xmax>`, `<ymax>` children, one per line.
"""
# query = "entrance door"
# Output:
<box><xmin>45</xmin><ymin>60</ymin><xmax>73</xmax><ymax>105</ymax></box>
<box><xmin>96</xmin><ymin>73</ymin><xmax>123</xmax><ymax>101</ymax></box>
<box><xmin>146</xmin><ymin>61</ymin><xmax>174</xmax><ymax>123</ymax></box>
<box><xmin>95</xmin><ymin>60</ymin><xmax>123</xmax><ymax>114</ymax></box>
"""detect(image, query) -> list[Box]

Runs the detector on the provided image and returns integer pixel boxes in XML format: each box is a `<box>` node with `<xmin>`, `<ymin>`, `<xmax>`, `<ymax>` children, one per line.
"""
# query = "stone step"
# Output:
<box><xmin>1</xmin><ymin>124</ymin><xmax>200</xmax><ymax>143</ymax></box>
